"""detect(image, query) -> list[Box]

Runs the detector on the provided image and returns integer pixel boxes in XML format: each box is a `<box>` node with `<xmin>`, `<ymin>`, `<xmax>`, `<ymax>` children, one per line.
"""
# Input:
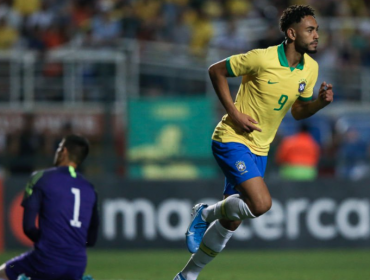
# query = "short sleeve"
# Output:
<box><xmin>226</xmin><ymin>49</ymin><xmax>264</xmax><ymax>77</ymax></box>
<box><xmin>298</xmin><ymin>61</ymin><xmax>318</xmax><ymax>102</ymax></box>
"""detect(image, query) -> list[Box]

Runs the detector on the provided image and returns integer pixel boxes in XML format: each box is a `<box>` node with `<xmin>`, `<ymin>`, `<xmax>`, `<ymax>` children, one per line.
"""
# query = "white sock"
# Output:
<box><xmin>201</xmin><ymin>194</ymin><xmax>256</xmax><ymax>223</ymax></box>
<box><xmin>181</xmin><ymin>220</ymin><xmax>234</xmax><ymax>280</ymax></box>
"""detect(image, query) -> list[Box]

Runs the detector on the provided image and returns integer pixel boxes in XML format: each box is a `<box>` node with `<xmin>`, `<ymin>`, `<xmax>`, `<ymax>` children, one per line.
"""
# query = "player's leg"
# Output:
<box><xmin>186</xmin><ymin>142</ymin><xmax>270</xmax><ymax>252</ymax></box>
<box><xmin>176</xmin><ymin>142</ymin><xmax>270</xmax><ymax>280</ymax></box>
<box><xmin>176</xmin><ymin>223</ymin><xmax>234</xmax><ymax>280</ymax></box>
<box><xmin>0</xmin><ymin>264</ymin><xmax>32</xmax><ymax>280</ymax></box>
<box><xmin>178</xmin><ymin>192</ymin><xmax>235</xmax><ymax>280</ymax></box>
<box><xmin>0</xmin><ymin>252</ymin><xmax>34</xmax><ymax>280</ymax></box>
<box><xmin>179</xmin><ymin>178</ymin><xmax>271</xmax><ymax>280</ymax></box>
<box><xmin>0</xmin><ymin>263</ymin><xmax>10</xmax><ymax>280</ymax></box>
<box><xmin>203</xmin><ymin>176</ymin><xmax>272</xmax><ymax>227</ymax></box>
<box><xmin>186</xmin><ymin>142</ymin><xmax>268</xmax><ymax>253</ymax></box>
<box><xmin>203</xmin><ymin>142</ymin><xmax>271</xmax><ymax>227</ymax></box>
<box><xmin>0</xmin><ymin>252</ymin><xmax>35</xmax><ymax>280</ymax></box>
<box><xmin>2</xmin><ymin>251</ymin><xmax>57</xmax><ymax>280</ymax></box>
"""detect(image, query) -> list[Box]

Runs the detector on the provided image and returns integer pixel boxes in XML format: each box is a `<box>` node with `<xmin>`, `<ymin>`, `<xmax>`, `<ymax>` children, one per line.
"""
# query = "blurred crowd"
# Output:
<box><xmin>0</xmin><ymin>110</ymin><xmax>369</xmax><ymax>182</ymax></box>
<box><xmin>0</xmin><ymin>0</ymin><xmax>369</xmax><ymax>65</ymax></box>
<box><xmin>271</xmin><ymin>119</ymin><xmax>370</xmax><ymax>182</ymax></box>
<box><xmin>0</xmin><ymin>112</ymin><xmax>123</xmax><ymax>177</ymax></box>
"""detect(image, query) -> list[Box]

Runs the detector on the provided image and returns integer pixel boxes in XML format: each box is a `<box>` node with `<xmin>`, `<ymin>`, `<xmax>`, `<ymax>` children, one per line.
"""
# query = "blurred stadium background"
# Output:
<box><xmin>1</xmin><ymin>0</ymin><xmax>370</xmax><ymax>279</ymax></box>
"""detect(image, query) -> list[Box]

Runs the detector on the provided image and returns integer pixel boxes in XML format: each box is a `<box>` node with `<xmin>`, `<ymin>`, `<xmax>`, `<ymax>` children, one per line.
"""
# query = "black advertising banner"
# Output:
<box><xmin>2</xmin><ymin>176</ymin><xmax>370</xmax><ymax>250</ymax></box>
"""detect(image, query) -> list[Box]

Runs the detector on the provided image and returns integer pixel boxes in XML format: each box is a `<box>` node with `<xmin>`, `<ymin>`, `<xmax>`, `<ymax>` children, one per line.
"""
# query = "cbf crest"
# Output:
<box><xmin>298</xmin><ymin>78</ymin><xmax>307</xmax><ymax>93</ymax></box>
<box><xmin>235</xmin><ymin>161</ymin><xmax>246</xmax><ymax>172</ymax></box>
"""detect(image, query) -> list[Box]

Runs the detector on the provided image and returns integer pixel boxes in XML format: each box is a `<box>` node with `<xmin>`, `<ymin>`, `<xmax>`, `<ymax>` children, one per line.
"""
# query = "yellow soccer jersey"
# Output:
<box><xmin>212</xmin><ymin>42</ymin><xmax>319</xmax><ymax>156</ymax></box>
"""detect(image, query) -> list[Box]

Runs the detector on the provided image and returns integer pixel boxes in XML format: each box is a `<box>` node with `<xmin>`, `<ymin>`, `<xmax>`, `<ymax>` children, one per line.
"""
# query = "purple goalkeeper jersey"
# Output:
<box><xmin>21</xmin><ymin>166</ymin><xmax>98</xmax><ymax>267</ymax></box>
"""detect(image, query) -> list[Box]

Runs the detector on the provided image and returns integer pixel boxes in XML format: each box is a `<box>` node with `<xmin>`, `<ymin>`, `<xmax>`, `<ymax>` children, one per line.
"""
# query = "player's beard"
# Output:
<box><xmin>306</xmin><ymin>44</ymin><xmax>318</xmax><ymax>54</ymax></box>
<box><xmin>302</xmin><ymin>41</ymin><xmax>318</xmax><ymax>54</ymax></box>
<box><xmin>296</xmin><ymin>39</ymin><xmax>318</xmax><ymax>54</ymax></box>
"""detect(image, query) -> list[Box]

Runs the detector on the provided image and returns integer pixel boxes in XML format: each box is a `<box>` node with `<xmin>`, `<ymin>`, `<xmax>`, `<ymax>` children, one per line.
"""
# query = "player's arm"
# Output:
<box><xmin>22</xmin><ymin>188</ymin><xmax>42</xmax><ymax>243</ymax></box>
<box><xmin>86</xmin><ymin>193</ymin><xmax>99</xmax><ymax>247</ymax></box>
<box><xmin>208</xmin><ymin>60</ymin><xmax>261</xmax><ymax>133</ymax></box>
<box><xmin>291</xmin><ymin>82</ymin><xmax>333</xmax><ymax>120</ymax></box>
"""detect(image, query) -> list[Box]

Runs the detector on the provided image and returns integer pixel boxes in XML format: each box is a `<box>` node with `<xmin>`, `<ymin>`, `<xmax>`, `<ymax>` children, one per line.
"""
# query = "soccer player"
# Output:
<box><xmin>0</xmin><ymin>135</ymin><xmax>99</xmax><ymax>280</ymax></box>
<box><xmin>174</xmin><ymin>5</ymin><xmax>333</xmax><ymax>280</ymax></box>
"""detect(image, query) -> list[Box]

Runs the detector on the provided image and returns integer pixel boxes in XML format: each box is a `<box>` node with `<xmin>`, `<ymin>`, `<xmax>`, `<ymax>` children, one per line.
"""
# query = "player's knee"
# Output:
<box><xmin>250</xmin><ymin>198</ymin><xmax>272</xmax><ymax>217</ymax></box>
<box><xmin>219</xmin><ymin>219</ymin><xmax>242</xmax><ymax>231</ymax></box>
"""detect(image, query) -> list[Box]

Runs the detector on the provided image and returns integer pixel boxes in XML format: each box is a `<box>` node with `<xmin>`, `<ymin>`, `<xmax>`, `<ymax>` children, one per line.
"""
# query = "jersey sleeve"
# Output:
<box><xmin>22</xmin><ymin>187</ymin><xmax>42</xmax><ymax>242</ymax></box>
<box><xmin>22</xmin><ymin>170</ymin><xmax>44</xmax><ymax>206</ymax></box>
<box><xmin>226</xmin><ymin>49</ymin><xmax>264</xmax><ymax>77</ymax></box>
<box><xmin>298</xmin><ymin>60</ymin><xmax>318</xmax><ymax>101</ymax></box>
<box><xmin>21</xmin><ymin>171</ymin><xmax>44</xmax><ymax>243</ymax></box>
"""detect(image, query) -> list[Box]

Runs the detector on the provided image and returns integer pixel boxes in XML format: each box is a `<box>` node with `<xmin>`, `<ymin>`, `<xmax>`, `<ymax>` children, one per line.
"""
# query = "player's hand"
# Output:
<box><xmin>230</xmin><ymin>111</ymin><xmax>262</xmax><ymax>133</ymax></box>
<box><xmin>317</xmin><ymin>81</ymin><xmax>334</xmax><ymax>107</ymax></box>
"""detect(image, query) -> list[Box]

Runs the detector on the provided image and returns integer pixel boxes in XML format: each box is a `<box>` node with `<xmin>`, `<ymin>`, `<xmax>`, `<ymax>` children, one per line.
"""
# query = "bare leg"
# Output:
<box><xmin>204</xmin><ymin>176</ymin><xmax>272</xmax><ymax>228</ymax></box>
<box><xmin>235</xmin><ymin>176</ymin><xmax>272</xmax><ymax>217</ymax></box>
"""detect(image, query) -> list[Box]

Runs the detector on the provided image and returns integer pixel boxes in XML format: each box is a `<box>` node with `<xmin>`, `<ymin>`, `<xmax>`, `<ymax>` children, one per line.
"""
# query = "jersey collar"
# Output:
<box><xmin>277</xmin><ymin>42</ymin><xmax>304</xmax><ymax>71</ymax></box>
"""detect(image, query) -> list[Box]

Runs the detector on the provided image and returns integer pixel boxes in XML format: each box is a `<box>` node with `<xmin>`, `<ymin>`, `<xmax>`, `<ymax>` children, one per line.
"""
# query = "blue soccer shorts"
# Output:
<box><xmin>212</xmin><ymin>140</ymin><xmax>267</xmax><ymax>195</ymax></box>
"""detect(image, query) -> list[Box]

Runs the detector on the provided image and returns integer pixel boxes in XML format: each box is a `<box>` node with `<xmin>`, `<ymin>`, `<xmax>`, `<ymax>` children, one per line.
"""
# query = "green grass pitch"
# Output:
<box><xmin>1</xmin><ymin>249</ymin><xmax>370</xmax><ymax>280</ymax></box>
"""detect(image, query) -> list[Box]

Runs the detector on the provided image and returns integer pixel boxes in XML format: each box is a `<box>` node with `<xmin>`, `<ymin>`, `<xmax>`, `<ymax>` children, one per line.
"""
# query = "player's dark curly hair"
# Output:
<box><xmin>279</xmin><ymin>5</ymin><xmax>315</xmax><ymax>34</ymax></box>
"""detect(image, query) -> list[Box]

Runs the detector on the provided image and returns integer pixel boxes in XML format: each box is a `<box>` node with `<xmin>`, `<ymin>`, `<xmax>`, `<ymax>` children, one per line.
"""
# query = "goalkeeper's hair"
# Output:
<box><xmin>63</xmin><ymin>134</ymin><xmax>89</xmax><ymax>166</ymax></box>
<box><xmin>279</xmin><ymin>5</ymin><xmax>315</xmax><ymax>34</ymax></box>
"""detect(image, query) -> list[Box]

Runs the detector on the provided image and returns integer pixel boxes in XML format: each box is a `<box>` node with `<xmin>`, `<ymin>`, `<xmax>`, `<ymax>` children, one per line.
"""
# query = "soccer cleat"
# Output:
<box><xmin>17</xmin><ymin>274</ymin><xmax>30</xmax><ymax>280</ymax></box>
<box><xmin>173</xmin><ymin>272</ymin><xmax>187</xmax><ymax>280</ymax></box>
<box><xmin>82</xmin><ymin>275</ymin><xmax>95</xmax><ymax>280</ymax></box>
<box><xmin>186</xmin><ymin>203</ymin><xmax>209</xmax><ymax>253</ymax></box>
